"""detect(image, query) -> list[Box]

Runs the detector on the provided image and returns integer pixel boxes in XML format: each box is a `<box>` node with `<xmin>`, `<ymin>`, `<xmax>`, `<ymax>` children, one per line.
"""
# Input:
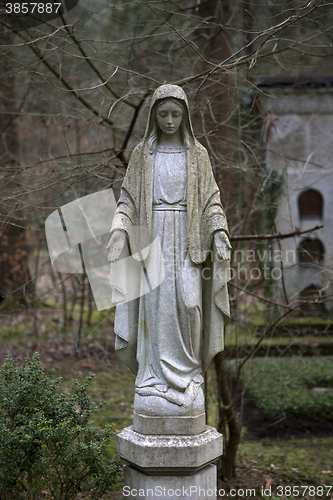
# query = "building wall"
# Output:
<box><xmin>260</xmin><ymin>87</ymin><xmax>333</xmax><ymax>313</ymax></box>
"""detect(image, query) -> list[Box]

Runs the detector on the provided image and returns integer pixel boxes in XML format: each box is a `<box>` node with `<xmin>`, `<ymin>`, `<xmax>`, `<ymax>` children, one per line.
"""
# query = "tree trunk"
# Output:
<box><xmin>196</xmin><ymin>0</ymin><xmax>242</xmax><ymax>481</ymax></box>
<box><xmin>196</xmin><ymin>0</ymin><xmax>238</xmax><ymax>217</ymax></box>
<box><xmin>214</xmin><ymin>351</ymin><xmax>241</xmax><ymax>480</ymax></box>
<box><xmin>0</xmin><ymin>19</ymin><xmax>31</xmax><ymax>305</ymax></box>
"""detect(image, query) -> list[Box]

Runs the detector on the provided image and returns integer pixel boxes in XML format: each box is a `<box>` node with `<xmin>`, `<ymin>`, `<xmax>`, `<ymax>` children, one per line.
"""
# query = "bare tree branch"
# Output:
<box><xmin>230</xmin><ymin>225</ymin><xmax>323</xmax><ymax>241</ymax></box>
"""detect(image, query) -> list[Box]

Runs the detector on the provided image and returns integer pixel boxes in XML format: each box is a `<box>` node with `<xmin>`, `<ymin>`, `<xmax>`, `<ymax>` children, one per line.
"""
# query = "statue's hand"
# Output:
<box><xmin>107</xmin><ymin>230</ymin><xmax>127</xmax><ymax>262</ymax></box>
<box><xmin>214</xmin><ymin>231</ymin><xmax>232</xmax><ymax>261</ymax></box>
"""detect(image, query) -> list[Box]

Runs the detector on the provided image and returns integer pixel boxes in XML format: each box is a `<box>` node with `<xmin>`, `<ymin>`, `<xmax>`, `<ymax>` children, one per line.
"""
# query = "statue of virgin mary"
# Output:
<box><xmin>107</xmin><ymin>84</ymin><xmax>231</xmax><ymax>417</ymax></box>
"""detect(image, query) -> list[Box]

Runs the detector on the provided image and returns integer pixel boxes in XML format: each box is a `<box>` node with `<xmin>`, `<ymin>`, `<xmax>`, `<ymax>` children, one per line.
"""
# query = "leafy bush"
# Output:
<box><xmin>228</xmin><ymin>356</ymin><xmax>333</xmax><ymax>420</ymax></box>
<box><xmin>0</xmin><ymin>352</ymin><xmax>118</xmax><ymax>499</ymax></box>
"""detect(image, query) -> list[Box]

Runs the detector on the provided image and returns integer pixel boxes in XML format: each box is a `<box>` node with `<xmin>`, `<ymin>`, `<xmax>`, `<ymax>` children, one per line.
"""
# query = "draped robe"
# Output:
<box><xmin>109</xmin><ymin>85</ymin><xmax>230</xmax><ymax>405</ymax></box>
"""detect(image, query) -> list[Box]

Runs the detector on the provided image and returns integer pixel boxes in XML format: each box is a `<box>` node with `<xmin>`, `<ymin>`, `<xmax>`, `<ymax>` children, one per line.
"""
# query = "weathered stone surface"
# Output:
<box><xmin>123</xmin><ymin>464</ymin><xmax>217</xmax><ymax>500</ymax></box>
<box><xmin>110</xmin><ymin>84</ymin><xmax>227</xmax><ymax>495</ymax></box>
<box><xmin>108</xmin><ymin>84</ymin><xmax>231</xmax><ymax>417</ymax></box>
<box><xmin>133</xmin><ymin>411</ymin><xmax>206</xmax><ymax>435</ymax></box>
<box><xmin>260</xmin><ymin>87</ymin><xmax>333</xmax><ymax>313</ymax></box>
<box><xmin>116</xmin><ymin>425</ymin><xmax>223</xmax><ymax>473</ymax></box>
<box><xmin>133</xmin><ymin>389</ymin><xmax>205</xmax><ymax>418</ymax></box>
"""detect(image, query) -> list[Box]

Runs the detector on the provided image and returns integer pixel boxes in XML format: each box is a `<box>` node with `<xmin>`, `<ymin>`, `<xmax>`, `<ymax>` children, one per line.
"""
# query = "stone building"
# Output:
<box><xmin>258</xmin><ymin>77</ymin><xmax>333</xmax><ymax>315</ymax></box>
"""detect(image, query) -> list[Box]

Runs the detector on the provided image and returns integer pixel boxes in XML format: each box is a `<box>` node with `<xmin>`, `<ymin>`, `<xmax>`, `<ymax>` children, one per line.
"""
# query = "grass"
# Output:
<box><xmin>225</xmin><ymin>321</ymin><xmax>333</xmax><ymax>349</ymax></box>
<box><xmin>238</xmin><ymin>436</ymin><xmax>333</xmax><ymax>486</ymax></box>
<box><xmin>45</xmin><ymin>355</ymin><xmax>333</xmax><ymax>496</ymax></box>
<box><xmin>228</xmin><ymin>356</ymin><xmax>333</xmax><ymax>419</ymax></box>
<box><xmin>248</xmin><ymin>316</ymin><xmax>333</xmax><ymax>327</ymax></box>
<box><xmin>226</xmin><ymin>328</ymin><xmax>333</xmax><ymax>348</ymax></box>
<box><xmin>1</xmin><ymin>306</ymin><xmax>333</xmax><ymax>497</ymax></box>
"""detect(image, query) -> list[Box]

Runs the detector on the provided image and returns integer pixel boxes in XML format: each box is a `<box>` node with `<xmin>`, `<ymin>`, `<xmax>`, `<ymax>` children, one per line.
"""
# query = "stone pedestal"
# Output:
<box><xmin>117</xmin><ymin>413</ymin><xmax>222</xmax><ymax>500</ymax></box>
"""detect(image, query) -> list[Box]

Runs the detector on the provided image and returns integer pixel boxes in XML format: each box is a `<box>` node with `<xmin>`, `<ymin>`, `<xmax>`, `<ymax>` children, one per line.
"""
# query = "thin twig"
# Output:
<box><xmin>230</xmin><ymin>225</ymin><xmax>323</xmax><ymax>241</ymax></box>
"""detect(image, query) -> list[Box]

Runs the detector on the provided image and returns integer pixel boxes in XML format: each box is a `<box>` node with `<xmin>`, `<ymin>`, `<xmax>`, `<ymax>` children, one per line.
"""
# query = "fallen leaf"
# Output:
<box><xmin>265</xmin><ymin>477</ymin><xmax>274</xmax><ymax>489</ymax></box>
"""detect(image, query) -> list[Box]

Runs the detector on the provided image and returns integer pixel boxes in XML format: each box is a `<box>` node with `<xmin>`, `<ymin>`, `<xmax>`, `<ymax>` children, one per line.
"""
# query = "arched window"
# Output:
<box><xmin>299</xmin><ymin>284</ymin><xmax>327</xmax><ymax>316</ymax></box>
<box><xmin>298</xmin><ymin>189</ymin><xmax>323</xmax><ymax>220</ymax></box>
<box><xmin>297</xmin><ymin>238</ymin><xmax>324</xmax><ymax>265</ymax></box>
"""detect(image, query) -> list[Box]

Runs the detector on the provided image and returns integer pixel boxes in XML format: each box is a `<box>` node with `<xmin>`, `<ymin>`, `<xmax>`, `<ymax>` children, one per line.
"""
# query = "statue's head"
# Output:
<box><xmin>145</xmin><ymin>85</ymin><xmax>195</xmax><ymax>153</ymax></box>
<box><xmin>156</xmin><ymin>99</ymin><xmax>184</xmax><ymax>138</ymax></box>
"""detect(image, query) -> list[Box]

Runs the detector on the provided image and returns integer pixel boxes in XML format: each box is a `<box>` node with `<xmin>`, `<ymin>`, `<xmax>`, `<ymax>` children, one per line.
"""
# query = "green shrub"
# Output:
<box><xmin>228</xmin><ymin>356</ymin><xmax>333</xmax><ymax>420</ymax></box>
<box><xmin>0</xmin><ymin>352</ymin><xmax>118</xmax><ymax>499</ymax></box>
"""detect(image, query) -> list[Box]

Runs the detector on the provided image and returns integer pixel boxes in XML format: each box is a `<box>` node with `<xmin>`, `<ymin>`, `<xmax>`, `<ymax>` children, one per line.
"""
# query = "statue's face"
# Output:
<box><xmin>156</xmin><ymin>100</ymin><xmax>183</xmax><ymax>136</ymax></box>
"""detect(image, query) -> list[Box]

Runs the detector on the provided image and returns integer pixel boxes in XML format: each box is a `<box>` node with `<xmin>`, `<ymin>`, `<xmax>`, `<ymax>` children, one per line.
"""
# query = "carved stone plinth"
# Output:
<box><xmin>124</xmin><ymin>464</ymin><xmax>217</xmax><ymax>500</ymax></box>
<box><xmin>116</xmin><ymin>417</ymin><xmax>222</xmax><ymax>500</ymax></box>
<box><xmin>133</xmin><ymin>411</ymin><xmax>206</xmax><ymax>435</ymax></box>
<box><xmin>117</xmin><ymin>425</ymin><xmax>222</xmax><ymax>473</ymax></box>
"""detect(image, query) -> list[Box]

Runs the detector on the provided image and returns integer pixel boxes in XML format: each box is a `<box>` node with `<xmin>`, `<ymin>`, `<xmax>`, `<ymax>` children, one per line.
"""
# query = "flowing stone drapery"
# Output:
<box><xmin>110</xmin><ymin>84</ymin><xmax>230</xmax><ymax>415</ymax></box>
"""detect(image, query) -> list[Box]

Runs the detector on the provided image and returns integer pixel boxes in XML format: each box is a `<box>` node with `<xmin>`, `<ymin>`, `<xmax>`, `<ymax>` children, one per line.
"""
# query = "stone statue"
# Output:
<box><xmin>107</xmin><ymin>84</ymin><xmax>231</xmax><ymax>419</ymax></box>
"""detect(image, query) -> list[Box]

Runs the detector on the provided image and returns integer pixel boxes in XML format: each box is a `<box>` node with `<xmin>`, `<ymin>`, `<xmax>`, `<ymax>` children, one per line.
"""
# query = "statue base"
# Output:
<box><xmin>133</xmin><ymin>411</ymin><xmax>206</xmax><ymax>435</ymax></box>
<box><xmin>123</xmin><ymin>464</ymin><xmax>217</xmax><ymax>500</ymax></box>
<box><xmin>117</xmin><ymin>420</ymin><xmax>222</xmax><ymax>500</ymax></box>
